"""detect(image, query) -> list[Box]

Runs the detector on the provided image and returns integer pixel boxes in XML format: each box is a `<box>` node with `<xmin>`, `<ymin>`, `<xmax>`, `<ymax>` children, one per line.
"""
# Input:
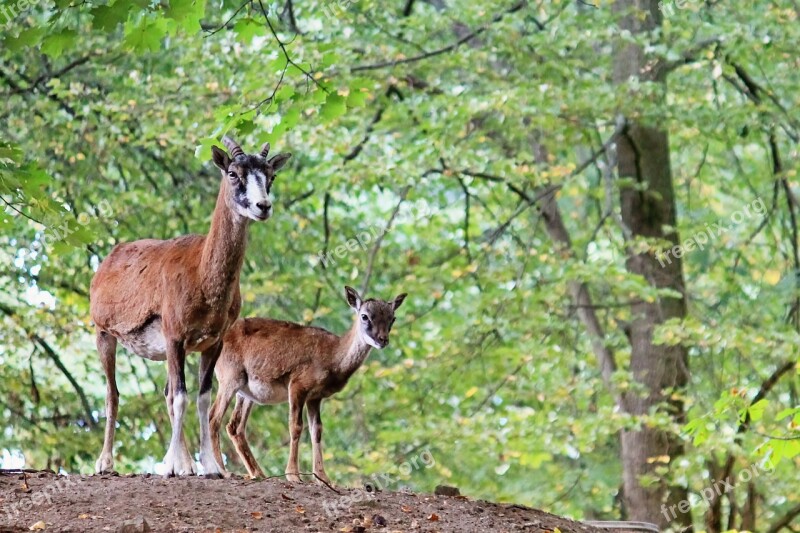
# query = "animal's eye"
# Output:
<box><xmin>360</xmin><ymin>314</ymin><xmax>369</xmax><ymax>321</ymax></box>
<box><xmin>228</xmin><ymin>171</ymin><xmax>238</xmax><ymax>179</ymax></box>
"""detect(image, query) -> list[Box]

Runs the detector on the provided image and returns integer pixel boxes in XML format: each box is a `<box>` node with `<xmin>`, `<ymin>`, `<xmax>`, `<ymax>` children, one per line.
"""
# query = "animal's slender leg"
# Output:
<box><xmin>163</xmin><ymin>339</ymin><xmax>196</xmax><ymax>476</ymax></box>
<box><xmin>198</xmin><ymin>340</ymin><xmax>223</xmax><ymax>478</ymax></box>
<box><xmin>95</xmin><ymin>330</ymin><xmax>118</xmax><ymax>473</ymax></box>
<box><xmin>210</xmin><ymin>379</ymin><xmax>237</xmax><ymax>476</ymax></box>
<box><xmin>306</xmin><ymin>398</ymin><xmax>331</xmax><ymax>485</ymax></box>
<box><xmin>285</xmin><ymin>383</ymin><xmax>307</xmax><ymax>483</ymax></box>
<box><xmin>227</xmin><ymin>395</ymin><xmax>265</xmax><ymax>478</ymax></box>
<box><xmin>163</xmin><ymin>374</ymin><xmax>191</xmax><ymax>457</ymax></box>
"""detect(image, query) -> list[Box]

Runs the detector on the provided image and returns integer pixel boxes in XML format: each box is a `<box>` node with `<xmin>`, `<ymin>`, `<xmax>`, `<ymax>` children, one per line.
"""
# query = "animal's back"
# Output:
<box><xmin>90</xmin><ymin>234</ymin><xmax>206</xmax><ymax>335</ymax></box>
<box><xmin>221</xmin><ymin>317</ymin><xmax>339</xmax><ymax>380</ymax></box>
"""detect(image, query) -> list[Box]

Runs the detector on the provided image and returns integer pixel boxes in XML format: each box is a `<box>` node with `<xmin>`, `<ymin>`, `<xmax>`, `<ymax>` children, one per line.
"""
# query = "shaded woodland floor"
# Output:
<box><xmin>0</xmin><ymin>471</ymin><xmax>604</xmax><ymax>532</ymax></box>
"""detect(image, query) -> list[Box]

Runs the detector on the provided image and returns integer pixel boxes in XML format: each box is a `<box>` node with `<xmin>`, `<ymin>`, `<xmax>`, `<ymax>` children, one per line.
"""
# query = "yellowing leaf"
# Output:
<box><xmin>764</xmin><ymin>269</ymin><xmax>781</xmax><ymax>285</ymax></box>
<box><xmin>465</xmin><ymin>386</ymin><xmax>479</xmax><ymax>398</ymax></box>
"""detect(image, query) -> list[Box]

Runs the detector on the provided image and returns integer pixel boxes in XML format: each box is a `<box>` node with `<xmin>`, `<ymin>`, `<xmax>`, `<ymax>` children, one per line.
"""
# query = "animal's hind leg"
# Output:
<box><xmin>210</xmin><ymin>378</ymin><xmax>237</xmax><ymax>476</ymax></box>
<box><xmin>198</xmin><ymin>341</ymin><xmax>224</xmax><ymax>478</ymax></box>
<box><xmin>95</xmin><ymin>330</ymin><xmax>119</xmax><ymax>473</ymax></box>
<box><xmin>227</xmin><ymin>395</ymin><xmax>265</xmax><ymax>479</ymax></box>
<box><xmin>306</xmin><ymin>399</ymin><xmax>331</xmax><ymax>485</ymax></box>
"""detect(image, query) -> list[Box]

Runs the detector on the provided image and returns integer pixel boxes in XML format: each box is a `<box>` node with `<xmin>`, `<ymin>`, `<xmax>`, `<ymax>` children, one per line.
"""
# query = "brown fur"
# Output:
<box><xmin>210</xmin><ymin>287</ymin><xmax>406</xmax><ymax>483</ymax></box>
<box><xmin>90</xmin><ymin>182</ymin><xmax>245</xmax><ymax>351</ymax></box>
<box><xmin>90</xmin><ymin>138</ymin><xmax>291</xmax><ymax>477</ymax></box>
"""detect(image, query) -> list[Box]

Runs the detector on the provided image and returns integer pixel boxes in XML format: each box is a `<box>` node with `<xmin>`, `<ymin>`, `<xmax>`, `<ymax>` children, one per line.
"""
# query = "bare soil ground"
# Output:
<box><xmin>0</xmin><ymin>471</ymin><xmax>603</xmax><ymax>533</ymax></box>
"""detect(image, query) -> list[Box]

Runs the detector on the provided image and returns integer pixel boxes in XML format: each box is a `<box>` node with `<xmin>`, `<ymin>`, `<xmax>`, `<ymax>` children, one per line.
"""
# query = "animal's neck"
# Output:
<box><xmin>335</xmin><ymin>318</ymin><xmax>372</xmax><ymax>376</ymax></box>
<box><xmin>200</xmin><ymin>178</ymin><xmax>249</xmax><ymax>305</ymax></box>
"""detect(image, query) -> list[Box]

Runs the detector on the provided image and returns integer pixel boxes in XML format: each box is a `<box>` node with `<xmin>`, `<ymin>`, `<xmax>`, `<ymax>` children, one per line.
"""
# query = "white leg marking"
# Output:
<box><xmin>162</xmin><ymin>393</ymin><xmax>197</xmax><ymax>476</ymax></box>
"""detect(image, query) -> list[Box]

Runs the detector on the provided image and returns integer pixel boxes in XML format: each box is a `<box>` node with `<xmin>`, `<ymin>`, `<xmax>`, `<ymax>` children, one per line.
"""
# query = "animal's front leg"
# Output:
<box><xmin>306</xmin><ymin>398</ymin><xmax>332</xmax><ymax>486</ymax></box>
<box><xmin>285</xmin><ymin>383</ymin><xmax>308</xmax><ymax>483</ymax></box>
<box><xmin>198</xmin><ymin>340</ymin><xmax>224</xmax><ymax>478</ymax></box>
<box><xmin>163</xmin><ymin>339</ymin><xmax>196</xmax><ymax>477</ymax></box>
<box><xmin>163</xmin><ymin>376</ymin><xmax>192</xmax><ymax>461</ymax></box>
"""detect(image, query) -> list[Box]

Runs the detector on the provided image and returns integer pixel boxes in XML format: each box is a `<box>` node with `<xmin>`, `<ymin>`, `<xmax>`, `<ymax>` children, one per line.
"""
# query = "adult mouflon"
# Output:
<box><xmin>90</xmin><ymin>137</ymin><xmax>291</xmax><ymax>477</ymax></box>
<box><xmin>210</xmin><ymin>286</ymin><xmax>407</xmax><ymax>483</ymax></box>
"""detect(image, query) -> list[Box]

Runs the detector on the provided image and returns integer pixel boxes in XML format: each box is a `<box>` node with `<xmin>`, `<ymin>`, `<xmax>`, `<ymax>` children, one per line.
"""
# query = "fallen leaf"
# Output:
<box><xmin>280</xmin><ymin>493</ymin><xmax>293</xmax><ymax>501</ymax></box>
<box><xmin>78</xmin><ymin>514</ymin><xmax>90</xmax><ymax>520</ymax></box>
<box><xmin>401</xmin><ymin>505</ymin><xmax>413</xmax><ymax>513</ymax></box>
<box><xmin>295</xmin><ymin>505</ymin><xmax>305</xmax><ymax>514</ymax></box>
<box><xmin>29</xmin><ymin>521</ymin><xmax>46</xmax><ymax>531</ymax></box>
<box><xmin>428</xmin><ymin>513</ymin><xmax>439</xmax><ymax>521</ymax></box>
<box><xmin>251</xmin><ymin>512</ymin><xmax>263</xmax><ymax>520</ymax></box>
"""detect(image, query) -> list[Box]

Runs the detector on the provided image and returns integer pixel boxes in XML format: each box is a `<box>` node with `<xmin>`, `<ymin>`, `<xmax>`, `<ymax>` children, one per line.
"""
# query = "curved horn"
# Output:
<box><xmin>260</xmin><ymin>142</ymin><xmax>271</xmax><ymax>158</ymax></box>
<box><xmin>222</xmin><ymin>136</ymin><xmax>245</xmax><ymax>159</ymax></box>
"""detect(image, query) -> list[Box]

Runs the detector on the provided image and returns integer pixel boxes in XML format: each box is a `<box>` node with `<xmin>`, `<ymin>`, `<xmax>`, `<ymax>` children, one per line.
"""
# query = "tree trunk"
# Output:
<box><xmin>612</xmin><ymin>1</ymin><xmax>692</xmax><ymax>530</ymax></box>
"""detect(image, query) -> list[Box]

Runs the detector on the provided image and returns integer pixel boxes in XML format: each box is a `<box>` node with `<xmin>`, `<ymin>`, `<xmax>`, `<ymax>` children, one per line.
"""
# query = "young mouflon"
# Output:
<box><xmin>209</xmin><ymin>286</ymin><xmax>407</xmax><ymax>483</ymax></box>
<box><xmin>91</xmin><ymin>137</ymin><xmax>291</xmax><ymax>477</ymax></box>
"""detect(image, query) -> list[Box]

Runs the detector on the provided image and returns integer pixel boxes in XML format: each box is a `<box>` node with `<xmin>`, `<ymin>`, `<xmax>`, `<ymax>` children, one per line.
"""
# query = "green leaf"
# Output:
<box><xmin>1</xmin><ymin>27</ymin><xmax>46</xmax><ymax>53</ymax></box>
<box><xmin>320</xmin><ymin>93</ymin><xmax>346</xmax><ymax>122</ymax></box>
<box><xmin>775</xmin><ymin>407</ymin><xmax>799</xmax><ymax>421</ymax></box>
<box><xmin>347</xmin><ymin>90</ymin><xmax>367</xmax><ymax>108</ymax></box>
<box><xmin>166</xmin><ymin>0</ymin><xmax>205</xmax><ymax>34</ymax></box>
<box><xmin>233</xmin><ymin>18</ymin><xmax>265</xmax><ymax>43</ymax></box>
<box><xmin>41</xmin><ymin>30</ymin><xmax>79</xmax><ymax>60</ymax></box>
<box><xmin>124</xmin><ymin>16</ymin><xmax>166</xmax><ymax>52</ymax></box>
<box><xmin>749</xmin><ymin>399</ymin><xmax>769</xmax><ymax>422</ymax></box>
<box><xmin>91</xmin><ymin>2</ymin><xmax>132</xmax><ymax>32</ymax></box>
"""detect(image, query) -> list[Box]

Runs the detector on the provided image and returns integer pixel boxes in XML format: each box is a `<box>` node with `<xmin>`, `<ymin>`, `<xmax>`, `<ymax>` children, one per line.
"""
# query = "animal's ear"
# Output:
<box><xmin>212</xmin><ymin>146</ymin><xmax>231</xmax><ymax>171</ymax></box>
<box><xmin>392</xmin><ymin>293</ymin><xmax>407</xmax><ymax>311</ymax></box>
<box><xmin>268</xmin><ymin>152</ymin><xmax>292</xmax><ymax>173</ymax></box>
<box><xmin>260</xmin><ymin>142</ymin><xmax>271</xmax><ymax>158</ymax></box>
<box><xmin>344</xmin><ymin>286</ymin><xmax>362</xmax><ymax>310</ymax></box>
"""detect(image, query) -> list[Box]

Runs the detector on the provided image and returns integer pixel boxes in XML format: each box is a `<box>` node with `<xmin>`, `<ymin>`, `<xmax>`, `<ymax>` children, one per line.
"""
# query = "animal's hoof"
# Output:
<box><xmin>204</xmin><ymin>472</ymin><xmax>224</xmax><ymax>480</ymax></box>
<box><xmin>95</xmin><ymin>453</ymin><xmax>115</xmax><ymax>474</ymax></box>
<box><xmin>285</xmin><ymin>473</ymin><xmax>302</xmax><ymax>483</ymax></box>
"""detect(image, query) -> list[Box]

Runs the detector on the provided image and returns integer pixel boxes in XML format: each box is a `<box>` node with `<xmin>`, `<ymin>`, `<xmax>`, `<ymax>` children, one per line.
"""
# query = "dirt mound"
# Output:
<box><xmin>1</xmin><ymin>471</ymin><xmax>603</xmax><ymax>532</ymax></box>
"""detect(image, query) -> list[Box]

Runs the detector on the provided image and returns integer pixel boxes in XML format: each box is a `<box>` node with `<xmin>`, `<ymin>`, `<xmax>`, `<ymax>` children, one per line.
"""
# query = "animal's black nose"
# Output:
<box><xmin>378</xmin><ymin>335</ymin><xmax>388</xmax><ymax>346</ymax></box>
<box><xmin>257</xmin><ymin>201</ymin><xmax>271</xmax><ymax>212</ymax></box>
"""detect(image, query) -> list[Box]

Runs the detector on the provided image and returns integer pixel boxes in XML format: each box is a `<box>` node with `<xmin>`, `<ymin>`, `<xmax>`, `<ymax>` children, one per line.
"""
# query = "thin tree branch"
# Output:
<box><xmin>360</xmin><ymin>185</ymin><xmax>410</xmax><ymax>294</ymax></box>
<box><xmin>766</xmin><ymin>503</ymin><xmax>800</xmax><ymax>533</ymax></box>
<box><xmin>351</xmin><ymin>0</ymin><xmax>527</xmax><ymax>72</ymax></box>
